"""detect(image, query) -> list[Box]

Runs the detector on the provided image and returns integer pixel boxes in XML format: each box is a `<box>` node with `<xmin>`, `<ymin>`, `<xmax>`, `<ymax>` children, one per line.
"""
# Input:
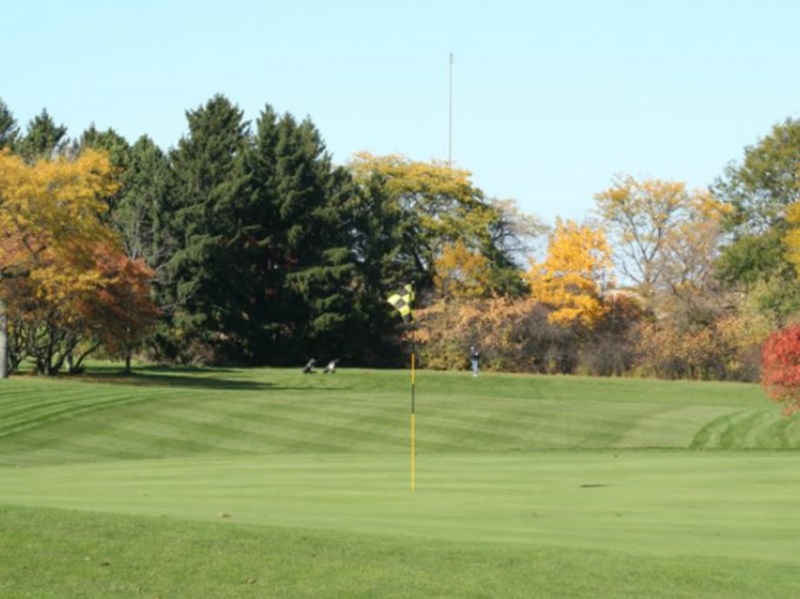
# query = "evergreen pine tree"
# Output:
<box><xmin>17</xmin><ymin>109</ymin><xmax>68</xmax><ymax>161</ymax></box>
<box><xmin>0</xmin><ymin>99</ymin><xmax>19</xmax><ymax>150</ymax></box>
<box><xmin>164</xmin><ymin>94</ymin><xmax>251</xmax><ymax>362</ymax></box>
<box><xmin>247</xmin><ymin>108</ymin><xmax>360</xmax><ymax>363</ymax></box>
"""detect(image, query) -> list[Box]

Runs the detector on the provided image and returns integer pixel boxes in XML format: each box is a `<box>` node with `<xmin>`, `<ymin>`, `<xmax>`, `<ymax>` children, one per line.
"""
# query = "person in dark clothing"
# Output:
<box><xmin>470</xmin><ymin>346</ymin><xmax>480</xmax><ymax>377</ymax></box>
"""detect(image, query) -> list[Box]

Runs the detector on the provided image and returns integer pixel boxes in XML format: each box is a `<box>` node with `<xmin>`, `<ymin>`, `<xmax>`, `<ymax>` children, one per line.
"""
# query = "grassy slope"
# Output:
<box><xmin>1</xmin><ymin>368</ymin><xmax>797</xmax><ymax>467</ymax></box>
<box><xmin>1</xmin><ymin>367</ymin><xmax>799</xmax><ymax>598</ymax></box>
<box><xmin>2</xmin><ymin>503</ymin><xmax>796</xmax><ymax>599</ymax></box>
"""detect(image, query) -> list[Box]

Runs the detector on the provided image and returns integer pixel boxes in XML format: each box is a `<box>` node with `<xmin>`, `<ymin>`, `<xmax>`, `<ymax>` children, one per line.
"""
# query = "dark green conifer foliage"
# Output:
<box><xmin>17</xmin><ymin>109</ymin><xmax>68</xmax><ymax>161</ymax></box>
<box><xmin>119</xmin><ymin>136</ymin><xmax>175</xmax><ymax>269</ymax></box>
<box><xmin>0</xmin><ymin>99</ymin><xmax>19</xmax><ymax>150</ymax></box>
<box><xmin>165</xmin><ymin>94</ymin><xmax>252</xmax><ymax>362</ymax></box>
<box><xmin>247</xmin><ymin>108</ymin><xmax>360</xmax><ymax>363</ymax></box>
<box><xmin>78</xmin><ymin>126</ymin><xmax>131</xmax><ymax>219</ymax></box>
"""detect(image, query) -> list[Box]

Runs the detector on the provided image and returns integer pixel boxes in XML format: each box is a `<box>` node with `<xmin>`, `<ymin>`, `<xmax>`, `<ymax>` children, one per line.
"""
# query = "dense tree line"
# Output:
<box><xmin>417</xmin><ymin>118</ymin><xmax>800</xmax><ymax>382</ymax></box>
<box><xmin>4</xmin><ymin>94</ymin><xmax>800</xmax><ymax>381</ymax></box>
<box><xmin>0</xmin><ymin>95</ymin><xmax>529</xmax><ymax>374</ymax></box>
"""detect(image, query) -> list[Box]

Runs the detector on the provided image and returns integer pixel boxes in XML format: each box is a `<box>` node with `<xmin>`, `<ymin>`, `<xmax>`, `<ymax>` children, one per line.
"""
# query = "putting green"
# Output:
<box><xmin>2</xmin><ymin>451</ymin><xmax>797</xmax><ymax>565</ymax></box>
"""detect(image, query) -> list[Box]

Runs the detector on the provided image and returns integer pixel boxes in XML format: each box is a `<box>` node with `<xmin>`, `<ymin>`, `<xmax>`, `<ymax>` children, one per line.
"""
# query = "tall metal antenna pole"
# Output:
<box><xmin>448</xmin><ymin>52</ymin><xmax>453</xmax><ymax>168</ymax></box>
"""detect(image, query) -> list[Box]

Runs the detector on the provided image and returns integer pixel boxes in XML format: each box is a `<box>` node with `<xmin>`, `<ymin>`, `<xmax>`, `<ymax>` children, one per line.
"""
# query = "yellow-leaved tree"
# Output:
<box><xmin>524</xmin><ymin>219</ymin><xmax>612</xmax><ymax>327</ymax></box>
<box><xmin>594</xmin><ymin>176</ymin><xmax>730</xmax><ymax>301</ymax></box>
<box><xmin>433</xmin><ymin>240</ymin><xmax>490</xmax><ymax>299</ymax></box>
<box><xmin>348</xmin><ymin>152</ymin><xmax>486</xmax><ymax>258</ymax></box>
<box><xmin>595</xmin><ymin>176</ymin><xmax>695</xmax><ymax>296</ymax></box>
<box><xmin>347</xmin><ymin>152</ymin><xmax>531</xmax><ymax>297</ymax></box>
<box><xmin>784</xmin><ymin>202</ymin><xmax>800</xmax><ymax>274</ymax></box>
<box><xmin>0</xmin><ymin>148</ymin><xmax>120</xmax><ymax>376</ymax></box>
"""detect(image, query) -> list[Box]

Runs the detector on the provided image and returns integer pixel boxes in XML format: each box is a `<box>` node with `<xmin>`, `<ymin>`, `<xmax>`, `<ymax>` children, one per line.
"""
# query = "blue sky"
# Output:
<box><xmin>4</xmin><ymin>0</ymin><xmax>800</xmax><ymax>224</ymax></box>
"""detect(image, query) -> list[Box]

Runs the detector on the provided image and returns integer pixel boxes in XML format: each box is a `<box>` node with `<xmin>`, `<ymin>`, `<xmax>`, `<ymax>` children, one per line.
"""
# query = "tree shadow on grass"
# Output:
<box><xmin>78</xmin><ymin>365</ymin><xmax>345</xmax><ymax>392</ymax></box>
<box><xmin>77</xmin><ymin>365</ymin><xmax>273</xmax><ymax>392</ymax></box>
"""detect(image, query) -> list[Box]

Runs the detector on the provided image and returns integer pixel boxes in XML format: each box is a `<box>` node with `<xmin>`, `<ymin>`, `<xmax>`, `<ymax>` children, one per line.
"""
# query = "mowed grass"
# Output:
<box><xmin>1</xmin><ymin>367</ymin><xmax>799</xmax><ymax>598</ymax></box>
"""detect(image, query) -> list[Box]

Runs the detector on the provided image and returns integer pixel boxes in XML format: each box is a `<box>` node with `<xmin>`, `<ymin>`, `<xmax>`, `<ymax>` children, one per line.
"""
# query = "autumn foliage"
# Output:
<box><xmin>433</xmin><ymin>241</ymin><xmax>490</xmax><ymax>299</ymax></box>
<box><xmin>81</xmin><ymin>247</ymin><xmax>159</xmax><ymax>370</ymax></box>
<box><xmin>784</xmin><ymin>203</ymin><xmax>800</xmax><ymax>276</ymax></box>
<box><xmin>0</xmin><ymin>148</ymin><xmax>118</xmax><ymax>282</ymax></box>
<box><xmin>525</xmin><ymin>219</ymin><xmax>612</xmax><ymax>327</ymax></box>
<box><xmin>761</xmin><ymin>324</ymin><xmax>800</xmax><ymax>414</ymax></box>
<box><xmin>415</xmin><ymin>296</ymin><xmax>577</xmax><ymax>372</ymax></box>
<box><xmin>1</xmin><ymin>148</ymin><xmax>156</xmax><ymax>374</ymax></box>
<box><xmin>3</xmin><ymin>94</ymin><xmax>797</xmax><ymax>387</ymax></box>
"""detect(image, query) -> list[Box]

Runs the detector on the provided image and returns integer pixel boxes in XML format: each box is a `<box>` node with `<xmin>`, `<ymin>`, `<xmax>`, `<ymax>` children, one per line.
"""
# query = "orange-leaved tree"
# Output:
<box><xmin>81</xmin><ymin>247</ymin><xmax>159</xmax><ymax>373</ymax></box>
<box><xmin>0</xmin><ymin>148</ymin><xmax>119</xmax><ymax>376</ymax></box>
<box><xmin>414</xmin><ymin>296</ymin><xmax>577</xmax><ymax>372</ymax></box>
<box><xmin>4</xmin><ymin>245</ymin><xmax>158</xmax><ymax>376</ymax></box>
<box><xmin>524</xmin><ymin>219</ymin><xmax>612</xmax><ymax>328</ymax></box>
<box><xmin>761</xmin><ymin>324</ymin><xmax>800</xmax><ymax>414</ymax></box>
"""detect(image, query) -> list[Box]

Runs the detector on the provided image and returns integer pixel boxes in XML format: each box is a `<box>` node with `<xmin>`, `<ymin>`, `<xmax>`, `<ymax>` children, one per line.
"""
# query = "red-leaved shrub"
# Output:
<box><xmin>761</xmin><ymin>324</ymin><xmax>800</xmax><ymax>414</ymax></box>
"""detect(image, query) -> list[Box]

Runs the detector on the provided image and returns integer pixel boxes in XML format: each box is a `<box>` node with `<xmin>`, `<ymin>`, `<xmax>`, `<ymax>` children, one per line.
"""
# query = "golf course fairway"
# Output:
<box><xmin>1</xmin><ymin>367</ymin><xmax>798</xmax><ymax>597</ymax></box>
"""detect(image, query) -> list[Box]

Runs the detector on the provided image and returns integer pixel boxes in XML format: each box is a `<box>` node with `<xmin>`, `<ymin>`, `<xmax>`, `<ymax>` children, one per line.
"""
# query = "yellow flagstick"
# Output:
<box><xmin>411</xmin><ymin>348</ymin><xmax>416</xmax><ymax>492</ymax></box>
<box><xmin>386</xmin><ymin>283</ymin><xmax>416</xmax><ymax>492</ymax></box>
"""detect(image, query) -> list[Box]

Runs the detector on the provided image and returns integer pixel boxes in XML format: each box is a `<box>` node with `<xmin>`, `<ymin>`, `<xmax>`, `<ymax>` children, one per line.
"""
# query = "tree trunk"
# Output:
<box><xmin>0</xmin><ymin>300</ymin><xmax>8</xmax><ymax>379</ymax></box>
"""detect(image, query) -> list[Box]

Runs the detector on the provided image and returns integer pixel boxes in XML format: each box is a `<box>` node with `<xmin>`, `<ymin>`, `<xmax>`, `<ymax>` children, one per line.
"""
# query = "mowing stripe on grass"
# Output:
<box><xmin>1</xmin><ymin>369</ymin><xmax>798</xmax><ymax>468</ymax></box>
<box><xmin>2</xmin><ymin>451</ymin><xmax>799</xmax><ymax>566</ymax></box>
<box><xmin>1</xmin><ymin>368</ymin><xmax>799</xmax><ymax>598</ymax></box>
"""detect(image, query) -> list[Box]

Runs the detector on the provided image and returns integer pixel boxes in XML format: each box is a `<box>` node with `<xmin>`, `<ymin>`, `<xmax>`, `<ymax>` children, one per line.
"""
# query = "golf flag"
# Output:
<box><xmin>387</xmin><ymin>283</ymin><xmax>417</xmax><ymax>491</ymax></box>
<box><xmin>387</xmin><ymin>284</ymin><xmax>414</xmax><ymax>323</ymax></box>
